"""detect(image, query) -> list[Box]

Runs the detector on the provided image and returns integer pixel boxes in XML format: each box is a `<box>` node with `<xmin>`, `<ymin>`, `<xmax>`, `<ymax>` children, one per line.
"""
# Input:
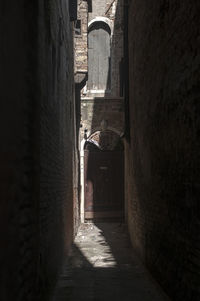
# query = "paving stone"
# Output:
<box><xmin>52</xmin><ymin>223</ymin><xmax>170</xmax><ymax>301</ymax></box>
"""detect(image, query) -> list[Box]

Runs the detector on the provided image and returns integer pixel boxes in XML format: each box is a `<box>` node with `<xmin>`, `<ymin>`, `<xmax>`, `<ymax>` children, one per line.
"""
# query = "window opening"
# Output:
<box><xmin>75</xmin><ymin>20</ymin><xmax>81</xmax><ymax>36</ymax></box>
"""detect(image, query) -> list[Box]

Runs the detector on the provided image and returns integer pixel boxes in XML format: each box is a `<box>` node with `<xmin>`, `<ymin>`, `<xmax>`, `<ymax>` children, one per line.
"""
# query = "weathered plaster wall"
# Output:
<box><xmin>126</xmin><ymin>1</ymin><xmax>200</xmax><ymax>300</ymax></box>
<box><xmin>88</xmin><ymin>0</ymin><xmax>109</xmax><ymax>20</ymax></box>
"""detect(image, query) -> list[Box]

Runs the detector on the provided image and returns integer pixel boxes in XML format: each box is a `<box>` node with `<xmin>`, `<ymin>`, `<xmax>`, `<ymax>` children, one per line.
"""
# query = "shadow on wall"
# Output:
<box><xmin>126</xmin><ymin>1</ymin><xmax>200</xmax><ymax>300</ymax></box>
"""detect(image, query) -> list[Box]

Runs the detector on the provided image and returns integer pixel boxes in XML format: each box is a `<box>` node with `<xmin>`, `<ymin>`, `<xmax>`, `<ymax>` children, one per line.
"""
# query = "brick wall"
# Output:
<box><xmin>126</xmin><ymin>1</ymin><xmax>200</xmax><ymax>300</ymax></box>
<box><xmin>0</xmin><ymin>3</ymin><xmax>39</xmax><ymax>300</ymax></box>
<box><xmin>0</xmin><ymin>1</ymin><xmax>76</xmax><ymax>300</ymax></box>
<box><xmin>107</xmin><ymin>0</ymin><xmax>124</xmax><ymax>96</ymax></box>
<box><xmin>80</xmin><ymin>98</ymin><xmax>124</xmax><ymax>139</ymax></box>
<box><xmin>74</xmin><ymin>0</ymin><xmax>88</xmax><ymax>74</ymax></box>
<box><xmin>38</xmin><ymin>1</ymin><xmax>75</xmax><ymax>298</ymax></box>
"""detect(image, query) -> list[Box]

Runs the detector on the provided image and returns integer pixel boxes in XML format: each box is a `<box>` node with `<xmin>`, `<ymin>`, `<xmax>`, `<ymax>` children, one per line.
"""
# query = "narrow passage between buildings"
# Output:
<box><xmin>52</xmin><ymin>223</ymin><xmax>170</xmax><ymax>301</ymax></box>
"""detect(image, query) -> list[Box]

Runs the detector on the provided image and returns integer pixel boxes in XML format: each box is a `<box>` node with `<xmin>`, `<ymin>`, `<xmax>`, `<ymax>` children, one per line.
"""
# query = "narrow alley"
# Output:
<box><xmin>52</xmin><ymin>223</ymin><xmax>169</xmax><ymax>301</ymax></box>
<box><xmin>1</xmin><ymin>1</ymin><xmax>200</xmax><ymax>301</ymax></box>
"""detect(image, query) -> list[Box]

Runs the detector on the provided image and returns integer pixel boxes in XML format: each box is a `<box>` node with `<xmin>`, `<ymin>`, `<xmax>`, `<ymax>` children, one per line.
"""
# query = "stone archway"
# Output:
<box><xmin>83</xmin><ymin>130</ymin><xmax>124</xmax><ymax>221</ymax></box>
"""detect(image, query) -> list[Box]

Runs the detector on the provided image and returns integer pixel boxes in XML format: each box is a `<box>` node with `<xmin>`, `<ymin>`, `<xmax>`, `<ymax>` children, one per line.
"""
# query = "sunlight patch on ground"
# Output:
<box><xmin>74</xmin><ymin>223</ymin><xmax>118</xmax><ymax>268</ymax></box>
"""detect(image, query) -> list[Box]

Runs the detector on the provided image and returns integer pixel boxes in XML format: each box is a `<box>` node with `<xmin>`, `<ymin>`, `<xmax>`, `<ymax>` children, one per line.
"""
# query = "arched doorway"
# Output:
<box><xmin>87</xmin><ymin>21</ymin><xmax>111</xmax><ymax>91</ymax></box>
<box><xmin>84</xmin><ymin>130</ymin><xmax>124</xmax><ymax>221</ymax></box>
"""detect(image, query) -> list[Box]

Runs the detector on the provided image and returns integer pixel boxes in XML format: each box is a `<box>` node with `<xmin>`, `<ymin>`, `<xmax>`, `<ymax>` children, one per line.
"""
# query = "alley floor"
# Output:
<box><xmin>52</xmin><ymin>223</ymin><xmax>170</xmax><ymax>301</ymax></box>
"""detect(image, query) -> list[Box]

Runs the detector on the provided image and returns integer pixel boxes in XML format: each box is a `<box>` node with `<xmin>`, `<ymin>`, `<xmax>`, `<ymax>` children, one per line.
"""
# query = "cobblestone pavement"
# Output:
<box><xmin>52</xmin><ymin>223</ymin><xmax>170</xmax><ymax>301</ymax></box>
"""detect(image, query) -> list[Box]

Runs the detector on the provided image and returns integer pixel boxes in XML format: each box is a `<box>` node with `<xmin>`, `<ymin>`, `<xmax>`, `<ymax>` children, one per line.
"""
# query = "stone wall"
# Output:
<box><xmin>0</xmin><ymin>1</ymin><xmax>76</xmax><ymax>300</ymax></box>
<box><xmin>126</xmin><ymin>1</ymin><xmax>200</xmax><ymax>300</ymax></box>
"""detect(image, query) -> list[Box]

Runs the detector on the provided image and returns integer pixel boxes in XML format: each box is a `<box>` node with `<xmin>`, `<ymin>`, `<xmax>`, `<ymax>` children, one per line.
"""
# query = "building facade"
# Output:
<box><xmin>74</xmin><ymin>0</ymin><xmax>125</xmax><ymax>222</ymax></box>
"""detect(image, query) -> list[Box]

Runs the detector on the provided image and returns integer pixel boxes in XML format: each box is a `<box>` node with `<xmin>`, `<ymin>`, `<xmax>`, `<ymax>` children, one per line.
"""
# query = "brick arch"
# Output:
<box><xmin>85</xmin><ymin>130</ymin><xmax>124</xmax><ymax>151</ymax></box>
<box><xmin>80</xmin><ymin>130</ymin><xmax>124</xmax><ymax>222</ymax></box>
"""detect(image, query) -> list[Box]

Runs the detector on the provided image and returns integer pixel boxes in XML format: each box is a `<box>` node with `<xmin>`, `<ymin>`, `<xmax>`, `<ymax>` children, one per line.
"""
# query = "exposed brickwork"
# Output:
<box><xmin>80</xmin><ymin>98</ymin><xmax>124</xmax><ymax>139</ymax></box>
<box><xmin>126</xmin><ymin>1</ymin><xmax>200</xmax><ymax>300</ymax></box>
<box><xmin>74</xmin><ymin>0</ymin><xmax>88</xmax><ymax>74</ymax></box>
<box><xmin>38</xmin><ymin>1</ymin><xmax>76</xmax><ymax>298</ymax></box>
<box><xmin>0</xmin><ymin>1</ymin><xmax>76</xmax><ymax>300</ymax></box>
<box><xmin>2</xmin><ymin>1</ymin><xmax>200</xmax><ymax>300</ymax></box>
<box><xmin>107</xmin><ymin>0</ymin><xmax>124</xmax><ymax>96</ymax></box>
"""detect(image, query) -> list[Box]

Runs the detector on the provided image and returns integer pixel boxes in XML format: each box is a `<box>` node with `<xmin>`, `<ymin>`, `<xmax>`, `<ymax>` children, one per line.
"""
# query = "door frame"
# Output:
<box><xmin>80</xmin><ymin>130</ymin><xmax>124</xmax><ymax>223</ymax></box>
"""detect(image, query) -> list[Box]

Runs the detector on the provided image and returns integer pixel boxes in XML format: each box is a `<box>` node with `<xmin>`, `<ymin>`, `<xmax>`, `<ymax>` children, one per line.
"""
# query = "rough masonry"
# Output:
<box><xmin>125</xmin><ymin>1</ymin><xmax>200</xmax><ymax>300</ymax></box>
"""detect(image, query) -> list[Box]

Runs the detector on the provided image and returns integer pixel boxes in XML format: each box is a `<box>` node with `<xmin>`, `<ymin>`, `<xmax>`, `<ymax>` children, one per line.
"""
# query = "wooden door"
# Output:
<box><xmin>88</xmin><ymin>22</ymin><xmax>111</xmax><ymax>90</ymax></box>
<box><xmin>84</xmin><ymin>150</ymin><xmax>124</xmax><ymax>221</ymax></box>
